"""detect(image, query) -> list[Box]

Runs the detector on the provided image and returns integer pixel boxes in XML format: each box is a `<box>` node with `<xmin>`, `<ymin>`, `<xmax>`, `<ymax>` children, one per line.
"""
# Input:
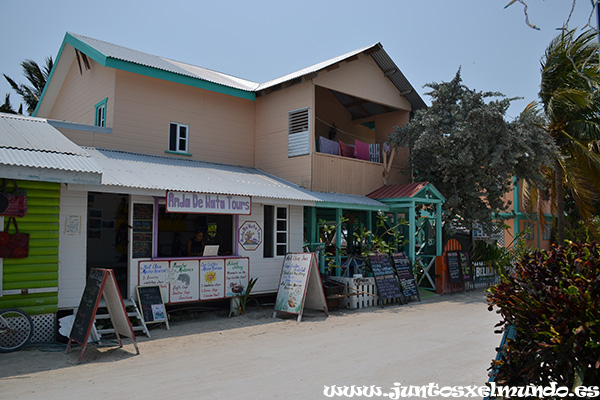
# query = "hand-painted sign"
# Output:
<box><xmin>225</xmin><ymin>258</ymin><xmax>249</xmax><ymax>297</ymax></box>
<box><xmin>238</xmin><ymin>221</ymin><xmax>262</xmax><ymax>251</ymax></box>
<box><xmin>166</xmin><ymin>191</ymin><xmax>251</xmax><ymax>215</ymax></box>
<box><xmin>274</xmin><ymin>253</ymin><xmax>328</xmax><ymax>321</ymax></box>
<box><xmin>200</xmin><ymin>258</ymin><xmax>225</xmax><ymax>300</ymax></box>
<box><xmin>170</xmin><ymin>260</ymin><xmax>200</xmax><ymax>302</ymax></box>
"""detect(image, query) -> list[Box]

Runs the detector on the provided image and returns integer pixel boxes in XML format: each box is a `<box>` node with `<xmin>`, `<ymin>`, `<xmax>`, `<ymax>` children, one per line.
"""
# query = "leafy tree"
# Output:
<box><xmin>539</xmin><ymin>29</ymin><xmax>600</xmax><ymax>244</ymax></box>
<box><xmin>389</xmin><ymin>69</ymin><xmax>555</xmax><ymax>232</ymax></box>
<box><xmin>3</xmin><ymin>57</ymin><xmax>53</xmax><ymax>115</ymax></box>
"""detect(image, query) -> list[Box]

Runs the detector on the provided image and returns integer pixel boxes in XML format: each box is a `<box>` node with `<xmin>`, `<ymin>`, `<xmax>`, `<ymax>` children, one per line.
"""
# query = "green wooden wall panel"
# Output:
<box><xmin>0</xmin><ymin>293</ymin><xmax>58</xmax><ymax>315</ymax></box>
<box><xmin>1</xmin><ymin>180</ymin><xmax>60</xmax><ymax>316</ymax></box>
<box><xmin>3</xmin><ymin>263</ymin><xmax>58</xmax><ymax>273</ymax></box>
<box><xmin>3</xmin><ymin>280</ymin><xmax>58</xmax><ymax>290</ymax></box>
<box><xmin>3</xmin><ymin>272</ymin><xmax>58</xmax><ymax>282</ymax></box>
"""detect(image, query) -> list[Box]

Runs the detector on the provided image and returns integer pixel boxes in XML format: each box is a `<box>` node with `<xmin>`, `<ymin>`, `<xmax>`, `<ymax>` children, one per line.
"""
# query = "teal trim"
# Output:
<box><xmin>164</xmin><ymin>150</ymin><xmax>193</xmax><ymax>157</ymax></box>
<box><xmin>512</xmin><ymin>177</ymin><xmax>520</xmax><ymax>214</ymax></box>
<box><xmin>408</xmin><ymin>201</ymin><xmax>416</xmax><ymax>263</ymax></box>
<box><xmin>308</xmin><ymin>207</ymin><xmax>317</xmax><ymax>245</ymax></box>
<box><xmin>316</xmin><ymin>202</ymin><xmax>387</xmax><ymax>211</ymax></box>
<box><xmin>106</xmin><ymin>58</ymin><xmax>255</xmax><ymax>101</ymax></box>
<box><xmin>362</xmin><ymin>121</ymin><xmax>375</xmax><ymax>130</ymax></box>
<box><xmin>94</xmin><ymin>97</ymin><xmax>108</xmax><ymax>127</ymax></box>
<box><xmin>335</xmin><ymin>208</ymin><xmax>343</xmax><ymax>270</ymax></box>
<box><xmin>64</xmin><ymin>33</ymin><xmax>108</xmax><ymax>64</ymax></box>
<box><xmin>37</xmin><ymin>32</ymin><xmax>256</xmax><ymax>115</ymax></box>
<box><xmin>33</xmin><ymin>40</ymin><xmax>67</xmax><ymax>116</ymax></box>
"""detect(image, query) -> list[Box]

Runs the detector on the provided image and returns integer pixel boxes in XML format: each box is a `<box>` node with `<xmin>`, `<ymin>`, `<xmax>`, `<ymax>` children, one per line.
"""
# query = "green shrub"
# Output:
<box><xmin>487</xmin><ymin>242</ymin><xmax>600</xmax><ymax>389</ymax></box>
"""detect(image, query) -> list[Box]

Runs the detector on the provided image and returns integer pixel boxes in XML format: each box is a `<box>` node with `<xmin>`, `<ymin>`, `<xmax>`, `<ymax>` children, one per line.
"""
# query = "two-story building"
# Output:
<box><xmin>2</xmin><ymin>32</ymin><xmax>447</xmax><ymax>336</ymax></box>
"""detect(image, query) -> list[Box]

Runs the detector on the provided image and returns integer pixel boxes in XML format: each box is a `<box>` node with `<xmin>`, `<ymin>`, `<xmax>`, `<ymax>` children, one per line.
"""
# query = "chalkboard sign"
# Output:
<box><xmin>132</xmin><ymin>203</ymin><xmax>153</xmax><ymax>258</ymax></box>
<box><xmin>369</xmin><ymin>253</ymin><xmax>403</xmax><ymax>305</ymax></box>
<box><xmin>446</xmin><ymin>251</ymin><xmax>462</xmax><ymax>283</ymax></box>
<box><xmin>136</xmin><ymin>285</ymin><xmax>169</xmax><ymax>329</ymax></box>
<box><xmin>69</xmin><ymin>268</ymin><xmax>105</xmax><ymax>345</ymax></box>
<box><xmin>392</xmin><ymin>252</ymin><xmax>420</xmax><ymax>301</ymax></box>
<box><xmin>68</xmin><ymin>268</ymin><xmax>140</xmax><ymax>362</ymax></box>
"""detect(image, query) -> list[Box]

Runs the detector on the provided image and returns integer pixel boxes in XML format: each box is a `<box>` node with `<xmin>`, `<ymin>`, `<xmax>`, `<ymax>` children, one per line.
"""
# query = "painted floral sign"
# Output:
<box><xmin>238</xmin><ymin>221</ymin><xmax>262</xmax><ymax>251</ymax></box>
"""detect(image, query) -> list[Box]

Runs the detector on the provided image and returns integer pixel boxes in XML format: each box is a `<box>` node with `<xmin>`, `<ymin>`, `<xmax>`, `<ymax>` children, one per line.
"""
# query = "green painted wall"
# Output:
<box><xmin>1</xmin><ymin>180</ymin><xmax>60</xmax><ymax>315</ymax></box>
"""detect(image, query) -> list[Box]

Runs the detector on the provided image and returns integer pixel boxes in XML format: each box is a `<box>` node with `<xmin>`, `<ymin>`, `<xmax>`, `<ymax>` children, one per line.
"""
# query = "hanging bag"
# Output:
<box><xmin>0</xmin><ymin>179</ymin><xmax>27</xmax><ymax>217</ymax></box>
<box><xmin>0</xmin><ymin>217</ymin><xmax>30</xmax><ymax>258</ymax></box>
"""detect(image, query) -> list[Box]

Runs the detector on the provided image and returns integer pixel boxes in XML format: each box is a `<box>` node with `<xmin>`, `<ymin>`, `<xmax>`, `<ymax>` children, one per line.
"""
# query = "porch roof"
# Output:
<box><xmin>367</xmin><ymin>182</ymin><xmax>445</xmax><ymax>204</ymax></box>
<box><xmin>83</xmin><ymin>147</ymin><xmax>387</xmax><ymax>209</ymax></box>
<box><xmin>0</xmin><ymin>113</ymin><xmax>102</xmax><ymax>184</ymax></box>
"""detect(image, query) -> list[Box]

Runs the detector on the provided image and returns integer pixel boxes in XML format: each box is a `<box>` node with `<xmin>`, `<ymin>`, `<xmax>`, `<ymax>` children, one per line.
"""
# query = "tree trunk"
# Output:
<box><xmin>555</xmin><ymin>159</ymin><xmax>565</xmax><ymax>246</ymax></box>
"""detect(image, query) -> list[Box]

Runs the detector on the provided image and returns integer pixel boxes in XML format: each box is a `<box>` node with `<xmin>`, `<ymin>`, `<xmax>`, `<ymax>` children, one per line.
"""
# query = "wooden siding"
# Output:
<box><xmin>58</xmin><ymin>187</ymin><xmax>88</xmax><ymax>309</ymax></box>
<box><xmin>312</xmin><ymin>152</ymin><xmax>408</xmax><ymax>195</ymax></box>
<box><xmin>255</xmin><ymin>82</ymin><xmax>313</xmax><ymax>188</ymax></box>
<box><xmin>46</xmin><ymin>57</ymin><xmax>116</xmax><ymax>127</ymax></box>
<box><xmin>313</xmin><ymin>53</ymin><xmax>412</xmax><ymax>111</ymax></box>
<box><xmin>0</xmin><ymin>180</ymin><xmax>60</xmax><ymax>315</ymax></box>
<box><xmin>237</xmin><ymin>204</ymin><xmax>304</xmax><ymax>294</ymax></box>
<box><xmin>110</xmin><ymin>70</ymin><xmax>255</xmax><ymax>166</ymax></box>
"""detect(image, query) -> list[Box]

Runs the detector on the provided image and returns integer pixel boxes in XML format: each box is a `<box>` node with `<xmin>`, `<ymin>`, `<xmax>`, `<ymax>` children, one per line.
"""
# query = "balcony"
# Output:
<box><xmin>311</xmin><ymin>148</ymin><xmax>408</xmax><ymax>196</ymax></box>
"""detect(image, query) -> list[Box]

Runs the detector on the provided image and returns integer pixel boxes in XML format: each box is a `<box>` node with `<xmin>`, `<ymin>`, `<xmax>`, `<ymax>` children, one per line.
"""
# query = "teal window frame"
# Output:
<box><xmin>94</xmin><ymin>98</ymin><xmax>108</xmax><ymax>127</ymax></box>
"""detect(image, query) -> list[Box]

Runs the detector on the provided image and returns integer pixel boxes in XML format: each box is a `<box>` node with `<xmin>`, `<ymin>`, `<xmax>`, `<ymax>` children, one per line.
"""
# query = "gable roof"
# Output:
<box><xmin>35</xmin><ymin>32</ymin><xmax>426</xmax><ymax>116</ymax></box>
<box><xmin>367</xmin><ymin>182</ymin><xmax>445</xmax><ymax>202</ymax></box>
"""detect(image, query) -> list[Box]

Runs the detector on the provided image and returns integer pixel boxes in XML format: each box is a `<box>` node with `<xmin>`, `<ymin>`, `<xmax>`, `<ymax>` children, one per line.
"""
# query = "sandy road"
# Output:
<box><xmin>0</xmin><ymin>290</ymin><xmax>501</xmax><ymax>400</ymax></box>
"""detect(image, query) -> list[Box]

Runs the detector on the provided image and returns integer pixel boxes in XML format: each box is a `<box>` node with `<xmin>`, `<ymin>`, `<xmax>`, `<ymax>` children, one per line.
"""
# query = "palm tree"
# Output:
<box><xmin>3</xmin><ymin>56</ymin><xmax>53</xmax><ymax>115</ymax></box>
<box><xmin>539</xmin><ymin>29</ymin><xmax>600</xmax><ymax>244</ymax></box>
<box><xmin>0</xmin><ymin>94</ymin><xmax>19</xmax><ymax>114</ymax></box>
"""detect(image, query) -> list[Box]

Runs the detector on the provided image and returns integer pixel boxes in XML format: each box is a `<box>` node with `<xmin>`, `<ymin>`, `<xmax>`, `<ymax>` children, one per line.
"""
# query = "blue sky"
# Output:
<box><xmin>0</xmin><ymin>0</ymin><xmax>596</xmax><ymax>118</ymax></box>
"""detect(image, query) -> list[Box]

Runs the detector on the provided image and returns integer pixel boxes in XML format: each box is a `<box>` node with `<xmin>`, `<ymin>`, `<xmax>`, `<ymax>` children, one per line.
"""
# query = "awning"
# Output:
<box><xmin>0</xmin><ymin>113</ymin><xmax>102</xmax><ymax>185</ymax></box>
<box><xmin>84</xmin><ymin>147</ymin><xmax>387</xmax><ymax>209</ymax></box>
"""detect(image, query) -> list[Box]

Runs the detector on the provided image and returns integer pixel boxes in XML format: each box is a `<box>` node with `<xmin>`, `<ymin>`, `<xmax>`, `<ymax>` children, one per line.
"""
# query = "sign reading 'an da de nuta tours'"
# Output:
<box><xmin>166</xmin><ymin>191</ymin><xmax>251</xmax><ymax>215</ymax></box>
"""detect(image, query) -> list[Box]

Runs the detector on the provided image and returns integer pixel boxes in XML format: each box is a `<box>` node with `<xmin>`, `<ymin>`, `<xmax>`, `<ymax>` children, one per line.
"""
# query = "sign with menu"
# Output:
<box><xmin>274</xmin><ymin>253</ymin><xmax>328</xmax><ymax>321</ymax></box>
<box><xmin>169</xmin><ymin>259</ymin><xmax>200</xmax><ymax>303</ymax></box>
<box><xmin>200</xmin><ymin>258</ymin><xmax>225</xmax><ymax>300</ymax></box>
<box><xmin>369</xmin><ymin>253</ymin><xmax>404</xmax><ymax>305</ymax></box>
<box><xmin>132</xmin><ymin>203</ymin><xmax>153</xmax><ymax>258</ymax></box>
<box><xmin>225</xmin><ymin>258</ymin><xmax>249</xmax><ymax>297</ymax></box>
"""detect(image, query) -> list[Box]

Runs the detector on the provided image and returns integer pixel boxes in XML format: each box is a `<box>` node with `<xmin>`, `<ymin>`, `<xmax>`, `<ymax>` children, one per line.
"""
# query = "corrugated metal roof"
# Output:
<box><xmin>66</xmin><ymin>33</ymin><xmax>425</xmax><ymax>111</ymax></box>
<box><xmin>0</xmin><ymin>113</ymin><xmax>102</xmax><ymax>178</ymax></box>
<box><xmin>86</xmin><ymin>148</ymin><xmax>316</xmax><ymax>201</ymax></box>
<box><xmin>255</xmin><ymin>44</ymin><xmax>377</xmax><ymax>91</ymax></box>
<box><xmin>367</xmin><ymin>182</ymin><xmax>430</xmax><ymax>199</ymax></box>
<box><xmin>85</xmin><ymin>147</ymin><xmax>387</xmax><ymax>208</ymax></box>
<box><xmin>0</xmin><ymin>113</ymin><xmax>91</xmax><ymax>156</ymax></box>
<box><xmin>0</xmin><ymin>148</ymin><xmax>101</xmax><ymax>174</ymax></box>
<box><xmin>68</xmin><ymin>32</ymin><xmax>259</xmax><ymax>92</ymax></box>
<box><xmin>256</xmin><ymin>42</ymin><xmax>427</xmax><ymax>111</ymax></box>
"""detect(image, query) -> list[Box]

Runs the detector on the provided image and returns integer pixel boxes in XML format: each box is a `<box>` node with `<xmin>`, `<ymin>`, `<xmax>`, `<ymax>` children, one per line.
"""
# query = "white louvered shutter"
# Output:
<box><xmin>288</xmin><ymin>108</ymin><xmax>310</xmax><ymax>157</ymax></box>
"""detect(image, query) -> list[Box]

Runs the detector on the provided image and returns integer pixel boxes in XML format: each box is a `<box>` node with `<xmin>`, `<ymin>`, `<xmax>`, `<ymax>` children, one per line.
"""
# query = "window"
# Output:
<box><xmin>169</xmin><ymin>122</ymin><xmax>189</xmax><ymax>154</ymax></box>
<box><xmin>263</xmin><ymin>205</ymin><xmax>288</xmax><ymax>257</ymax></box>
<box><xmin>94</xmin><ymin>98</ymin><xmax>107</xmax><ymax>127</ymax></box>
<box><xmin>288</xmin><ymin>108</ymin><xmax>309</xmax><ymax>157</ymax></box>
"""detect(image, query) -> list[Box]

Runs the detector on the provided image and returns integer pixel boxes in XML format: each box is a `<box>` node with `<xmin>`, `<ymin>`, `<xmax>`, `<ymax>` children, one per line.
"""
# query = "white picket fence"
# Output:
<box><xmin>328</xmin><ymin>277</ymin><xmax>403</xmax><ymax>309</ymax></box>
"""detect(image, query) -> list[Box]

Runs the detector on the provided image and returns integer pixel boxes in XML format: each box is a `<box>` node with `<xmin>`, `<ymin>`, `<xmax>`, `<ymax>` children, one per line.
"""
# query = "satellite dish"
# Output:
<box><xmin>0</xmin><ymin>193</ymin><xmax>8</xmax><ymax>214</ymax></box>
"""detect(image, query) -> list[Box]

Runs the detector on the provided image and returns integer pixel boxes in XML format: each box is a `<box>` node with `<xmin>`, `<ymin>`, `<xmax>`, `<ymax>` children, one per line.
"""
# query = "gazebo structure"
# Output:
<box><xmin>367</xmin><ymin>182</ymin><xmax>445</xmax><ymax>290</ymax></box>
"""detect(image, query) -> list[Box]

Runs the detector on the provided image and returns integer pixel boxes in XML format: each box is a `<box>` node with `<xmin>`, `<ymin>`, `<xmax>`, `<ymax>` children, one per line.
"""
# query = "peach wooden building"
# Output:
<box><xmin>27</xmin><ymin>32</ymin><xmax>443</xmax><ymax>312</ymax></box>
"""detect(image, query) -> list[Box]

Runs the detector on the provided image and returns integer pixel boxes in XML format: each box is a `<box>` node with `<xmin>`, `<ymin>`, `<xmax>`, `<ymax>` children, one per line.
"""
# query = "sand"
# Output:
<box><xmin>0</xmin><ymin>290</ymin><xmax>501</xmax><ymax>400</ymax></box>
